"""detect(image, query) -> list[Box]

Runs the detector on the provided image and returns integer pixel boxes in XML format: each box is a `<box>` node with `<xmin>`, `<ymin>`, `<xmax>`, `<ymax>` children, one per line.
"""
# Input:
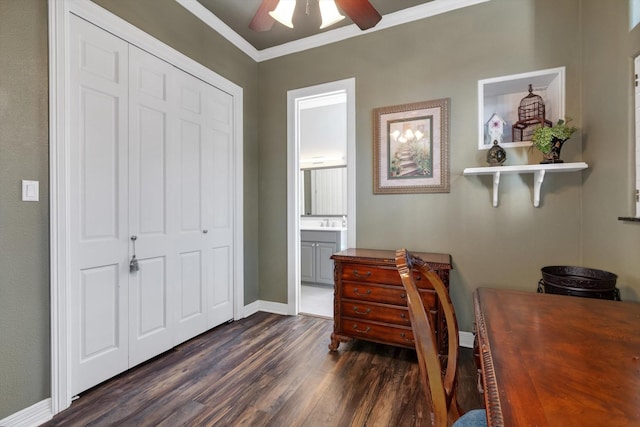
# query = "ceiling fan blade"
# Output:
<box><xmin>335</xmin><ymin>0</ymin><xmax>382</xmax><ymax>30</ymax></box>
<box><xmin>249</xmin><ymin>0</ymin><xmax>279</xmax><ymax>32</ymax></box>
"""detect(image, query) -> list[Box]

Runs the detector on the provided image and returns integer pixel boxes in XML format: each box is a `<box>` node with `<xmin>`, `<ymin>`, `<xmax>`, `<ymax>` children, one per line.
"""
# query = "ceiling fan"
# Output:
<box><xmin>249</xmin><ymin>0</ymin><xmax>382</xmax><ymax>32</ymax></box>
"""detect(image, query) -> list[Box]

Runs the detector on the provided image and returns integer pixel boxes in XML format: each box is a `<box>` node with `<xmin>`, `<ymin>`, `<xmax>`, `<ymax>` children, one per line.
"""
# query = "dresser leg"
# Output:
<box><xmin>329</xmin><ymin>333</ymin><xmax>341</xmax><ymax>351</ymax></box>
<box><xmin>329</xmin><ymin>333</ymin><xmax>351</xmax><ymax>351</ymax></box>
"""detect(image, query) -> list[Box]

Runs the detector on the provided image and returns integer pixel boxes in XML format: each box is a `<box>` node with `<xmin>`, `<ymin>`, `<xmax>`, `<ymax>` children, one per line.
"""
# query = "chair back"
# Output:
<box><xmin>396</xmin><ymin>249</ymin><xmax>461</xmax><ymax>427</ymax></box>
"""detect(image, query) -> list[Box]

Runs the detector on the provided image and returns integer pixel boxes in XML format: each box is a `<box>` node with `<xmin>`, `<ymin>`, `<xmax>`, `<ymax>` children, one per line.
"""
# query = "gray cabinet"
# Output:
<box><xmin>301</xmin><ymin>229</ymin><xmax>346</xmax><ymax>285</ymax></box>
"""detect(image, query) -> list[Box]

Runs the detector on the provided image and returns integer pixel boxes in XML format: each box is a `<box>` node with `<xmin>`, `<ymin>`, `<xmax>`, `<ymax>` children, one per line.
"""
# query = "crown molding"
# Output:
<box><xmin>175</xmin><ymin>0</ymin><xmax>490</xmax><ymax>62</ymax></box>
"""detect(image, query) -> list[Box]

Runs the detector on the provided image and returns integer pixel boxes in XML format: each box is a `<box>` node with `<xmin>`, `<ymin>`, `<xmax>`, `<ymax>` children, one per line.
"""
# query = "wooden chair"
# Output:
<box><xmin>395</xmin><ymin>249</ymin><xmax>486</xmax><ymax>427</ymax></box>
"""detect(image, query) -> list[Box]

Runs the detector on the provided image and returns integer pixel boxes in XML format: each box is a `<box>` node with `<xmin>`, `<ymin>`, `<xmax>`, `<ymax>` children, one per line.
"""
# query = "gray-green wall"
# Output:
<box><xmin>258</xmin><ymin>0</ymin><xmax>585</xmax><ymax>331</ymax></box>
<box><xmin>0</xmin><ymin>0</ymin><xmax>50</xmax><ymax>418</ymax></box>
<box><xmin>2</xmin><ymin>0</ymin><xmax>639</xmax><ymax>420</ymax></box>
<box><xmin>581</xmin><ymin>1</ymin><xmax>640</xmax><ymax>300</ymax></box>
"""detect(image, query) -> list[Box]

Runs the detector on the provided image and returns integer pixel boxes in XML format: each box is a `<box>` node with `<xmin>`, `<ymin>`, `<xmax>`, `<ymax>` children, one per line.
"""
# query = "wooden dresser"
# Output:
<box><xmin>329</xmin><ymin>248</ymin><xmax>452</xmax><ymax>354</ymax></box>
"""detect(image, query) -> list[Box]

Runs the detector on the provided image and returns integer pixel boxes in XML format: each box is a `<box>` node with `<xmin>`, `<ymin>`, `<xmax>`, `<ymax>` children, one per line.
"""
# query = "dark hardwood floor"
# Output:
<box><xmin>42</xmin><ymin>312</ymin><xmax>483</xmax><ymax>427</ymax></box>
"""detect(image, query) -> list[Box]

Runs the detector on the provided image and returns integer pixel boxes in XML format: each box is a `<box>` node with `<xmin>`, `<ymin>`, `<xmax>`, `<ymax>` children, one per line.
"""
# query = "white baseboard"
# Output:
<box><xmin>0</xmin><ymin>398</ymin><xmax>52</xmax><ymax>427</ymax></box>
<box><xmin>243</xmin><ymin>300</ymin><xmax>290</xmax><ymax>317</ymax></box>
<box><xmin>242</xmin><ymin>300</ymin><xmax>261</xmax><ymax>317</ymax></box>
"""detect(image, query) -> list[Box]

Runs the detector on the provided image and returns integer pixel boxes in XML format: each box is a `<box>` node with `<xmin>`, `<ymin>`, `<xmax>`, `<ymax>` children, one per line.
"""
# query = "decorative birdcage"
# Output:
<box><xmin>512</xmin><ymin>84</ymin><xmax>552</xmax><ymax>141</ymax></box>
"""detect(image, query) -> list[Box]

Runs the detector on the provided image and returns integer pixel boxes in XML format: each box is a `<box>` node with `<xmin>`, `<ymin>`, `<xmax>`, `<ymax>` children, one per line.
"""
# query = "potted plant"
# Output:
<box><xmin>531</xmin><ymin>118</ymin><xmax>577</xmax><ymax>164</ymax></box>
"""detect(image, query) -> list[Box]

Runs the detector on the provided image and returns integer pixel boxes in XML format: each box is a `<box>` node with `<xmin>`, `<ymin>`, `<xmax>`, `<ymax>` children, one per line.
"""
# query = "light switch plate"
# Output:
<box><xmin>22</xmin><ymin>180</ymin><xmax>39</xmax><ymax>202</ymax></box>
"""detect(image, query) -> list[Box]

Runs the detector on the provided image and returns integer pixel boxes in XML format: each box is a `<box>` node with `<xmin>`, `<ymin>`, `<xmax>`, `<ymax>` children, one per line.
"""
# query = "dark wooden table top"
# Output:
<box><xmin>474</xmin><ymin>287</ymin><xmax>640</xmax><ymax>427</ymax></box>
<box><xmin>331</xmin><ymin>248</ymin><xmax>451</xmax><ymax>268</ymax></box>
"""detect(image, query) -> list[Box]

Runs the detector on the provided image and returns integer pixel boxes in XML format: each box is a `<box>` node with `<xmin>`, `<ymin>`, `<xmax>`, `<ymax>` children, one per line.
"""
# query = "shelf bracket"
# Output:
<box><xmin>492</xmin><ymin>171</ymin><xmax>501</xmax><ymax>207</ymax></box>
<box><xmin>463</xmin><ymin>162</ymin><xmax>588</xmax><ymax>208</ymax></box>
<box><xmin>533</xmin><ymin>169</ymin><xmax>546</xmax><ymax>207</ymax></box>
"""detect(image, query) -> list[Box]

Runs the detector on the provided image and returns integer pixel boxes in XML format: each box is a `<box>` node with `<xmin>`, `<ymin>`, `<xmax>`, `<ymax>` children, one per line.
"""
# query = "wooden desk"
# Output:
<box><xmin>474</xmin><ymin>287</ymin><xmax>640</xmax><ymax>427</ymax></box>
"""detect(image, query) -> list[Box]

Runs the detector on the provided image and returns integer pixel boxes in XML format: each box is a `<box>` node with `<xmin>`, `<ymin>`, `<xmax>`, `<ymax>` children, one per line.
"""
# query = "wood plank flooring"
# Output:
<box><xmin>42</xmin><ymin>312</ymin><xmax>483</xmax><ymax>427</ymax></box>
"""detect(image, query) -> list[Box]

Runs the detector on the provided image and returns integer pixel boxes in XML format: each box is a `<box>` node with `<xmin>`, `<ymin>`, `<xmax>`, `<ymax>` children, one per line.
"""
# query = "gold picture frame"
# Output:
<box><xmin>373</xmin><ymin>98</ymin><xmax>450</xmax><ymax>194</ymax></box>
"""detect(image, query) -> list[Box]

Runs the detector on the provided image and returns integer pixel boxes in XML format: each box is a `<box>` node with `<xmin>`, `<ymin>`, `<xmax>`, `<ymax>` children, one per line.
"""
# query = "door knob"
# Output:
<box><xmin>203</xmin><ymin>229</ymin><xmax>208</xmax><ymax>234</ymax></box>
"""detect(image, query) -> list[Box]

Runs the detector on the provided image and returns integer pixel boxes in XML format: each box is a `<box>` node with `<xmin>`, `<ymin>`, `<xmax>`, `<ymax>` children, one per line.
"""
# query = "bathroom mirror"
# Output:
<box><xmin>301</xmin><ymin>166</ymin><xmax>347</xmax><ymax>216</ymax></box>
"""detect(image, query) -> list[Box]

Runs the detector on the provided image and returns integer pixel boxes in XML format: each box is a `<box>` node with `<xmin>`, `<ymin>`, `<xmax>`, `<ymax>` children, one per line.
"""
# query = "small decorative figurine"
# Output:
<box><xmin>487</xmin><ymin>140</ymin><xmax>507</xmax><ymax>166</ymax></box>
<box><xmin>486</xmin><ymin>112</ymin><xmax>506</xmax><ymax>145</ymax></box>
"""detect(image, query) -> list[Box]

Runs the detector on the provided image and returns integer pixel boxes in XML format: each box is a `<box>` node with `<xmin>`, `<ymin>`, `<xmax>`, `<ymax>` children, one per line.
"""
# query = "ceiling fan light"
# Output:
<box><xmin>318</xmin><ymin>0</ymin><xmax>345</xmax><ymax>29</ymax></box>
<box><xmin>269</xmin><ymin>0</ymin><xmax>295</xmax><ymax>28</ymax></box>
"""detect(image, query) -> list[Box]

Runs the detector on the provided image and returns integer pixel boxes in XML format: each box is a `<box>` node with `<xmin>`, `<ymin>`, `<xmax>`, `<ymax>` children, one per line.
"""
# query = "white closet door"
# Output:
<box><xmin>68</xmin><ymin>15</ymin><xmax>235</xmax><ymax>395</ymax></box>
<box><xmin>173</xmin><ymin>71</ymin><xmax>210</xmax><ymax>343</ymax></box>
<box><xmin>127</xmin><ymin>46</ymin><xmax>177</xmax><ymax>366</ymax></box>
<box><xmin>69</xmin><ymin>15</ymin><xmax>130</xmax><ymax>395</ymax></box>
<box><xmin>202</xmin><ymin>85</ymin><xmax>235</xmax><ymax>327</ymax></box>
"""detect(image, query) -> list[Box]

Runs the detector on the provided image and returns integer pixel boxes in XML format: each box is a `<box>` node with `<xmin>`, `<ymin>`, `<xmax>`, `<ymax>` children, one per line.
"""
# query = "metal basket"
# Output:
<box><xmin>538</xmin><ymin>266</ymin><xmax>620</xmax><ymax>300</ymax></box>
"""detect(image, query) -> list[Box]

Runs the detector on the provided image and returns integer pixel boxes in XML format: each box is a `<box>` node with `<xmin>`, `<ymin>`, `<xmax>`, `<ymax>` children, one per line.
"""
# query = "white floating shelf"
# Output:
<box><xmin>463</xmin><ymin>162</ymin><xmax>588</xmax><ymax>207</ymax></box>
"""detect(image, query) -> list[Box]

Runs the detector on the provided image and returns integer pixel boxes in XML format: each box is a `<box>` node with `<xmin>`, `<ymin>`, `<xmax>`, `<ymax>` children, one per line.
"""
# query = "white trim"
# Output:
<box><xmin>477</xmin><ymin>66</ymin><xmax>566</xmax><ymax>150</ymax></box>
<box><xmin>175</xmin><ymin>0</ymin><xmax>491</xmax><ymax>62</ymax></box>
<box><xmin>459</xmin><ymin>331</ymin><xmax>475</xmax><ymax>349</ymax></box>
<box><xmin>256</xmin><ymin>301</ymin><xmax>291</xmax><ymax>316</ymax></box>
<box><xmin>635</xmin><ymin>56</ymin><xmax>640</xmax><ymax>216</ymax></box>
<box><xmin>242</xmin><ymin>300</ymin><xmax>261</xmax><ymax>318</ymax></box>
<box><xmin>287</xmin><ymin>79</ymin><xmax>356</xmax><ymax>316</ymax></box>
<box><xmin>0</xmin><ymin>399</ymin><xmax>53</xmax><ymax>427</ymax></box>
<box><xmin>49</xmin><ymin>0</ymin><xmax>243</xmax><ymax>415</ymax></box>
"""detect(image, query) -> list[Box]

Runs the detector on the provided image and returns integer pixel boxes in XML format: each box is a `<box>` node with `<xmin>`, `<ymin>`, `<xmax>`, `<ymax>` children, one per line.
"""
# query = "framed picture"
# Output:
<box><xmin>373</xmin><ymin>98</ymin><xmax>450</xmax><ymax>194</ymax></box>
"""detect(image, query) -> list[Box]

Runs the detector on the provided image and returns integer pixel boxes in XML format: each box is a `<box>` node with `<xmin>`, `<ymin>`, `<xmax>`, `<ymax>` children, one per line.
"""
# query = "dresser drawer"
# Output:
<box><xmin>340</xmin><ymin>263</ymin><xmax>442</xmax><ymax>290</ymax></box>
<box><xmin>341</xmin><ymin>264</ymin><xmax>402</xmax><ymax>285</ymax></box>
<box><xmin>342</xmin><ymin>282</ymin><xmax>437</xmax><ymax>309</ymax></box>
<box><xmin>343</xmin><ymin>319</ymin><xmax>415</xmax><ymax>348</ymax></box>
<box><xmin>341</xmin><ymin>299</ymin><xmax>411</xmax><ymax>326</ymax></box>
<box><xmin>342</xmin><ymin>282</ymin><xmax>406</xmax><ymax>305</ymax></box>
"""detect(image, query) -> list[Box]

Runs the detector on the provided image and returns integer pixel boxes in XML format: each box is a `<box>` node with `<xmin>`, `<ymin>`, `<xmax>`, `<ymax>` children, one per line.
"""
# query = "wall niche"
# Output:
<box><xmin>478</xmin><ymin>67</ymin><xmax>565</xmax><ymax>150</ymax></box>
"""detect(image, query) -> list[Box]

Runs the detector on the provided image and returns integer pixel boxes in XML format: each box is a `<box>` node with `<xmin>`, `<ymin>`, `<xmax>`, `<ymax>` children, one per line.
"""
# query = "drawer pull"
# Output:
<box><xmin>400</xmin><ymin>332</ymin><xmax>413</xmax><ymax>343</ymax></box>
<box><xmin>353</xmin><ymin>288</ymin><xmax>372</xmax><ymax>296</ymax></box>
<box><xmin>352</xmin><ymin>269</ymin><xmax>372</xmax><ymax>279</ymax></box>
<box><xmin>353</xmin><ymin>324</ymin><xmax>371</xmax><ymax>334</ymax></box>
<box><xmin>400</xmin><ymin>292</ymin><xmax>407</xmax><ymax>299</ymax></box>
<box><xmin>400</xmin><ymin>313</ymin><xmax>407</xmax><ymax>319</ymax></box>
<box><xmin>353</xmin><ymin>306</ymin><xmax>371</xmax><ymax>315</ymax></box>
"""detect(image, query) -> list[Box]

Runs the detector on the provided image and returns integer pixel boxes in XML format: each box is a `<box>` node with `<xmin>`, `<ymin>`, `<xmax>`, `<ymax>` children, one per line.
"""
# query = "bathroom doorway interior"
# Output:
<box><xmin>287</xmin><ymin>78</ymin><xmax>356</xmax><ymax>318</ymax></box>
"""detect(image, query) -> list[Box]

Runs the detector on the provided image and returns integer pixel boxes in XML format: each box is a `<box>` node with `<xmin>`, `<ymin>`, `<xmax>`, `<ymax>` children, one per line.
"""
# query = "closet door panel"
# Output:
<box><xmin>128</xmin><ymin>46</ymin><xmax>176</xmax><ymax>366</ymax></box>
<box><xmin>134</xmin><ymin>256</ymin><xmax>168</xmax><ymax>336</ymax></box>
<box><xmin>69</xmin><ymin>15</ymin><xmax>130</xmax><ymax>395</ymax></box>
<box><xmin>136</xmin><ymin>106</ymin><xmax>167</xmax><ymax>235</ymax></box>
<box><xmin>179</xmin><ymin>251</ymin><xmax>203</xmax><ymax>320</ymax></box>
<box><xmin>179</xmin><ymin>120</ymin><xmax>203</xmax><ymax>232</ymax></box>
<box><xmin>203</xmin><ymin>86</ymin><xmax>234</xmax><ymax>327</ymax></box>
<box><xmin>174</xmin><ymin>73</ymin><xmax>208</xmax><ymax>343</ymax></box>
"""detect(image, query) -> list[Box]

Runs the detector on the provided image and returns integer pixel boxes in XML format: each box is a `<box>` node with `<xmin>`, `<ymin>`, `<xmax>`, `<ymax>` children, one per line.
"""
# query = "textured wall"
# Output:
<box><xmin>581</xmin><ymin>1</ymin><xmax>640</xmax><ymax>299</ymax></box>
<box><xmin>257</xmin><ymin>0</ymin><xmax>584</xmax><ymax>330</ymax></box>
<box><xmin>0</xmin><ymin>0</ymin><xmax>50</xmax><ymax>418</ymax></box>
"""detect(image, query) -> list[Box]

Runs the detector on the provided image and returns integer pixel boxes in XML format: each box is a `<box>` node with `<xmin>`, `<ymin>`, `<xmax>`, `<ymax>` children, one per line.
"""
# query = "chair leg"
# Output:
<box><xmin>448</xmin><ymin>390</ymin><xmax>463</xmax><ymax>425</ymax></box>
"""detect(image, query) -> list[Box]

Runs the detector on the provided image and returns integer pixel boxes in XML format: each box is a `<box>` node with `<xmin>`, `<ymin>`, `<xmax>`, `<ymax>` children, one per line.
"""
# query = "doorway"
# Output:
<box><xmin>286</xmin><ymin>79</ymin><xmax>356</xmax><ymax>316</ymax></box>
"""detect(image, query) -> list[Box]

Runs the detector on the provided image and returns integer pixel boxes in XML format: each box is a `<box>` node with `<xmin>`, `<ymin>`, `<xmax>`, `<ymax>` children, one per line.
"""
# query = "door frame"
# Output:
<box><xmin>49</xmin><ymin>0</ymin><xmax>244</xmax><ymax>413</ymax></box>
<box><xmin>286</xmin><ymin>79</ymin><xmax>356</xmax><ymax>315</ymax></box>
